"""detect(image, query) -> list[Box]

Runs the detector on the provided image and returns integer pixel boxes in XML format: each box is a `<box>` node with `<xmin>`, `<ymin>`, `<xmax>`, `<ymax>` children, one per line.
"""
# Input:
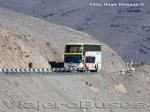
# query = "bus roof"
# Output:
<box><xmin>66</xmin><ymin>43</ymin><xmax>101</xmax><ymax>45</ymax></box>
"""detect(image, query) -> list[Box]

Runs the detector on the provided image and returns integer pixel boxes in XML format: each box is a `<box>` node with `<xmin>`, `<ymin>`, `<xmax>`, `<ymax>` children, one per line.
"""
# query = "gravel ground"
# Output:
<box><xmin>0</xmin><ymin>65</ymin><xmax>149</xmax><ymax>112</ymax></box>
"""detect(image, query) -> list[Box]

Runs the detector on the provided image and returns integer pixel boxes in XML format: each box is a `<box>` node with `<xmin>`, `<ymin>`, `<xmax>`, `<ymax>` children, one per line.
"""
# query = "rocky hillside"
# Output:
<box><xmin>0</xmin><ymin>0</ymin><xmax>150</xmax><ymax>63</ymax></box>
<box><xmin>0</xmin><ymin>7</ymin><xmax>149</xmax><ymax>112</ymax></box>
<box><xmin>0</xmin><ymin>7</ymin><xmax>126</xmax><ymax>72</ymax></box>
<box><xmin>0</xmin><ymin>27</ymin><xmax>62</xmax><ymax>68</ymax></box>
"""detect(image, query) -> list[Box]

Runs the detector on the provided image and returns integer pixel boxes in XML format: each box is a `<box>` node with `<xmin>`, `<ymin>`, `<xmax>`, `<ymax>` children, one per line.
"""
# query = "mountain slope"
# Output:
<box><xmin>0</xmin><ymin>0</ymin><xmax>150</xmax><ymax>63</ymax></box>
<box><xmin>0</xmin><ymin>7</ymin><xmax>150</xmax><ymax>112</ymax></box>
<box><xmin>0</xmin><ymin>7</ymin><xmax>125</xmax><ymax>72</ymax></box>
<box><xmin>0</xmin><ymin>27</ymin><xmax>62</xmax><ymax>68</ymax></box>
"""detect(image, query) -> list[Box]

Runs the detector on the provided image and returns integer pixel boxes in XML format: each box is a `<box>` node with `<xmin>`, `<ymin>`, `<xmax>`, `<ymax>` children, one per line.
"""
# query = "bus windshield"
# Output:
<box><xmin>86</xmin><ymin>56</ymin><xmax>95</xmax><ymax>63</ymax></box>
<box><xmin>65</xmin><ymin>45</ymin><xmax>82</xmax><ymax>53</ymax></box>
<box><xmin>64</xmin><ymin>55</ymin><xmax>82</xmax><ymax>63</ymax></box>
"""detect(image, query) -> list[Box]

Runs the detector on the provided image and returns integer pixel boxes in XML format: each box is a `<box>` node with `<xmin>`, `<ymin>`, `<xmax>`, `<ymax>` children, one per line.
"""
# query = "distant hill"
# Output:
<box><xmin>0</xmin><ymin>0</ymin><xmax>149</xmax><ymax>63</ymax></box>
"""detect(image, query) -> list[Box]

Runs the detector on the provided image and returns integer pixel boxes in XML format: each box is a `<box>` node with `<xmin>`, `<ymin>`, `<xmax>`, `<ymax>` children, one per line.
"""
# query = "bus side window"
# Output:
<box><xmin>77</xmin><ymin>47</ymin><xmax>82</xmax><ymax>53</ymax></box>
<box><xmin>79</xmin><ymin>47</ymin><xmax>82</xmax><ymax>53</ymax></box>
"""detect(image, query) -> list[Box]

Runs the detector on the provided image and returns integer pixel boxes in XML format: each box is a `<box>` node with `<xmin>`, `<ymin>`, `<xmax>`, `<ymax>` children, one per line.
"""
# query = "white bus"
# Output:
<box><xmin>64</xmin><ymin>43</ymin><xmax>101</xmax><ymax>72</ymax></box>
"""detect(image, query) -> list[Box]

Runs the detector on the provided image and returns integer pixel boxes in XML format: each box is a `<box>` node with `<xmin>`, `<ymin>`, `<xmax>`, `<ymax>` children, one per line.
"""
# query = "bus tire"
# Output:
<box><xmin>79</xmin><ymin>70</ymin><xmax>84</xmax><ymax>72</ymax></box>
<box><xmin>95</xmin><ymin>64</ymin><xmax>98</xmax><ymax>72</ymax></box>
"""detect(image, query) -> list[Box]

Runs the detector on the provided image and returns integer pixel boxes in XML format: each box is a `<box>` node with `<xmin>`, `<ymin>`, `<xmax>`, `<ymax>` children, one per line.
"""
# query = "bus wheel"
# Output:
<box><xmin>79</xmin><ymin>70</ymin><xmax>85</xmax><ymax>72</ymax></box>
<box><xmin>95</xmin><ymin>64</ymin><xmax>98</xmax><ymax>72</ymax></box>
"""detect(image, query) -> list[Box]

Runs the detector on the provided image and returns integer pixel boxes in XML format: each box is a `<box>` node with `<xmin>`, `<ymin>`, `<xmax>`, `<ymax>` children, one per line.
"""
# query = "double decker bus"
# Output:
<box><xmin>64</xmin><ymin>43</ymin><xmax>101</xmax><ymax>72</ymax></box>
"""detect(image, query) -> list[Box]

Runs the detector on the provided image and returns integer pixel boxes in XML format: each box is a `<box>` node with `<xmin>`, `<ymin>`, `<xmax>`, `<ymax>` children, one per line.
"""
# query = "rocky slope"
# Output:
<box><xmin>0</xmin><ymin>7</ymin><xmax>126</xmax><ymax>72</ymax></box>
<box><xmin>0</xmin><ymin>7</ymin><xmax>149</xmax><ymax>112</ymax></box>
<box><xmin>0</xmin><ymin>0</ymin><xmax>150</xmax><ymax>63</ymax></box>
<box><xmin>0</xmin><ymin>27</ymin><xmax>62</xmax><ymax>68</ymax></box>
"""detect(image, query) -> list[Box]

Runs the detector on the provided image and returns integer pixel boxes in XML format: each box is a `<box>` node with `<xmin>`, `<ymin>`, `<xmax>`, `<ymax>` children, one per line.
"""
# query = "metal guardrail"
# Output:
<box><xmin>51</xmin><ymin>67</ymin><xmax>88</xmax><ymax>73</ymax></box>
<box><xmin>0</xmin><ymin>68</ymin><xmax>89</xmax><ymax>74</ymax></box>
<box><xmin>0</xmin><ymin>68</ymin><xmax>132</xmax><ymax>76</ymax></box>
<box><xmin>0</xmin><ymin>68</ymin><xmax>51</xmax><ymax>74</ymax></box>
